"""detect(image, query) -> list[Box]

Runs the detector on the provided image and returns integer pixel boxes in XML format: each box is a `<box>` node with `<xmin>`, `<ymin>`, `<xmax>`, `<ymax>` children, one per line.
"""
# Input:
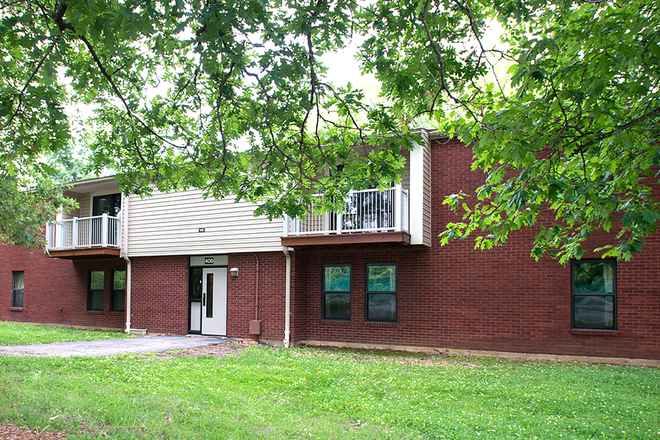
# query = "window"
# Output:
<box><xmin>323</xmin><ymin>265</ymin><xmax>351</xmax><ymax>320</ymax></box>
<box><xmin>571</xmin><ymin>259</ymin><xmax>616</xmax><ymax>330</ymax></box>
<box><xmin>112</xmin><ymin>270</ymin><xmax>126</xmax><ymax>312</ymax></box>
<box><xmin>92</xmin><ymin>193</ymin><xmax>122</xmax><ymax>217</ymax></box>
<box><xmin>88</xmin><ymin>270</ymin><xmax>104</xmax><ymax>311</ymax></box>
<box><xmin>366</xmin><ymin>264</ymin><xmax>397</xmax><ymax>322</ymax></box>
<box><xmin>12</xmin><ymin>271</ymin><xmax>24</xmax><ymax>308</ymax></box>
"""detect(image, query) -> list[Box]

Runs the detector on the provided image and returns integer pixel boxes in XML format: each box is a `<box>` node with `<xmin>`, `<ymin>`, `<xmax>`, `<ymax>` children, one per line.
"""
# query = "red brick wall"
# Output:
<box><xmin>3</xmin><ymin>137</ymin><xmax>658</xmax><ymax>360</ymax></box>
<box><xmin>128</xmin><ymin>253</ymin><xmax>287</xmax><ymax>340</ymax></box>
<box><xmin>130</xmin><ymin>255</ymin><xmax>189</xmax><ymax>334</ymax></box>
<box><xmin>289</xmin><ymin>139</ymin><xmax>660</xmax><ymax>360</ymax></box>
<box><xmin>227</xmin><ymin>252</ymin><xmax>287</xmax><ymax>342</ymax></box>
<box><xmin>0</xmin><ymin>246</ymin><xmax>126</xmax><ymax>330</ymax></box>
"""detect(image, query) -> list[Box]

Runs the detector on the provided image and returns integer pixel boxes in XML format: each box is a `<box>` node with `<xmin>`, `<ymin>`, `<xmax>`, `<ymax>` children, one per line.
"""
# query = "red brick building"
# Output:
<box><xmin>2</xmin><ymin>133</ymin><xmax>659</xmax><ymax>361</ymax></box>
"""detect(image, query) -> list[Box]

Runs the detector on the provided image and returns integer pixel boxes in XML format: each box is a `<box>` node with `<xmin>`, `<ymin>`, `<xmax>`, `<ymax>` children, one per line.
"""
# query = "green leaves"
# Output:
<box><xmin>412</xmin><ymin>0</ymin><xmax>660</xmax><ymax>262</ymax></box>
<box><xmin>0</xmin><ymin>0</ymin><xmax>658</xmax><ymax>261</ymax></box>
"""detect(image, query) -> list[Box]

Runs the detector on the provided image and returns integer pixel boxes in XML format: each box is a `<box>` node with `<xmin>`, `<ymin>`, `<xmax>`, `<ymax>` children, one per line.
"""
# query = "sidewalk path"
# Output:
<box><xmin>0</xmin><ymin>335</ymin><xmax>227</xmax><ymax>357</ymax></box>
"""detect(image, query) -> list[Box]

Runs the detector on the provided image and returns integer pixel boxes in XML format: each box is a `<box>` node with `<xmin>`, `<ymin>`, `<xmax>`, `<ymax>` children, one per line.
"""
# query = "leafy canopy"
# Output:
<box><xmin>1</xmin><ymin>0</ymin><xmax>659</xmax><ymax>261</ymax></box>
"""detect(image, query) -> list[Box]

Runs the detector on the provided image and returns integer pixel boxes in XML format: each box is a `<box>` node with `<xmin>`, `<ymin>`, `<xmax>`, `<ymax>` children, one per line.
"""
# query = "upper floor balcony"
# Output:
<box><xmin>46</xmin><ymin>214</ymin><xmax>121</xmax><ymax>259</ymax></box>
<box><xmin>281</xmin><ymin>185</ymin><xmax>412</xmax><ymax>247</ymax></box>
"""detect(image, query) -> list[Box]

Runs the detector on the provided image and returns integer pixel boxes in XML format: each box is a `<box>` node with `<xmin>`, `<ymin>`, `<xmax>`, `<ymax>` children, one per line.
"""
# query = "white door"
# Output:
<box><xmin>201</xmin><ymin>267</ymin><xmax>227</xmax><ymax>336</ymax></box>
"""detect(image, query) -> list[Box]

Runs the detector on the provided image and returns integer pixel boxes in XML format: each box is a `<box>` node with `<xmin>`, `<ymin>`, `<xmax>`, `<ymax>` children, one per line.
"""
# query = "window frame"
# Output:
<box><xmin>111</xmin><ymin>269</ymin><xmax>126</xmax><ymax>312</ymax></box>
<box><xmin>571</xmin><ymin>259</ymin><xmax>617</xmax><ymax>330</ymax></box>
<box><xmin>322</xmin><ymin>264</ymin><xmax>352</xmax><ymax>321</ymax></box>
<box><xmin>365</xmin><ymin>263</ymin><xmax>398</xmax><ymax>323</ymax></box>
<box><xmin>92</xmin><ymin>193</ymin><xmax>122</xmax><ymax>217</ymax></box>
<box><xmin>88</xmin><ymin>270</ymin><xmax>105</xmax><ymax>312</ymax></box>
<box><xmin>11</xmin><ymin>271</ymin><xmax>24</xmax><ymax>308</ymax></box>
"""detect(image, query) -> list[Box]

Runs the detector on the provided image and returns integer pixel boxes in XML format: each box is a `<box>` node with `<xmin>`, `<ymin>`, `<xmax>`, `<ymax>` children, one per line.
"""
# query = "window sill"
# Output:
<box><xmin>365</xmin><ymin>321</ymin><xmax>396</xmax><ymax>328</ymax></box>
<box><xmin>9</xmin><ymin>307</ymin><xmax>23</xmax><ymax>312</ymax></box>
<box><xmin>321</xmin><ymin>320</ymin><xmax>351</xmax><ymax>326</ymax></box>
<box><xmin>87</xmin><ymin>310</ymin><xmax>104</xmax><ymax>315</ymax></box>
<box><xmin>570</xmin><ymin>329</ymin><xmax>619</xmax><ymax>337</ymax></box>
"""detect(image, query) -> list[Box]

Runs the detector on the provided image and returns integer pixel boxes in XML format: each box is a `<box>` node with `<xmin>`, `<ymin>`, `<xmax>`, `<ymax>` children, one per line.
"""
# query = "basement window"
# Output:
<box><xmin>366</xmin><ymin>264</ymin><xmax>397</xmax><ymax>322</ymax></box>
<box><xmin>12</xmin><ymin>271</ymin><xmax>24</xmax><ymax>308</ymax></box>
<box><xmin>571</xmin><ymin>259</ymin><xmax>616</xmax><ymax>330</ymax></box>
<box><xmin>112</xmin><ymin>269</ymin><xmax>126</xmax><ymax>312</ymax></box>
<box><xmin>322</xmin><ymin>265</ymin><xmax>351</xmax><ymax>320</ymax></box>
<box><xmin>88</xmin><ymin>270</ymin><xmax>104</xmax><ymax>311</ymax></box>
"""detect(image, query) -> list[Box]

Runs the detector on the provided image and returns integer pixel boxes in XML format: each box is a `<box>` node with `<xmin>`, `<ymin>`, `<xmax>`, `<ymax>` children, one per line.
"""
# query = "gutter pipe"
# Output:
<box><xmin>121</xmin><ymin>193</ymin><xmax>132</xmax><ymax>334</ymax></box>
<box><xmin>123</xmin><ymin>255</ymin><xmax>132</xmax><ymax>334</ymax></box>
<box><xmin>282</xmin><ymin>247</ymin><xmax>292</xmax><ymax>348</ymax></box>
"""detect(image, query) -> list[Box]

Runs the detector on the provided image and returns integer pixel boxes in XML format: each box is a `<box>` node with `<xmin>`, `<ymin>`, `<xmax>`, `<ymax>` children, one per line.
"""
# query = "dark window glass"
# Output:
<box><xmin>323</xmin><ymin>265</ymin><xmax>351</xmax><ymax>320</ymax></box>
<box><xmin>92</xmin><ymin>193</ymin><xmax>122</xmax><ymax>245</ymax></box>
<box><xmin>367</xmin><ymin>264</ymin><xmax>397</xmax><ymax>322</ymax></box>
<box><xmin>88</xmin><ymin>270</ymin><xmax>104</xmax><ymax>311</ymax></box>
<box><xmin>206</xmin><ymin>273</ymin><xmax>214</xmax><ymax>318</ymax></box>
<box><xmin>12</xmin><ymin>271</ymin><xmax>24</xmax><ymax>308</ymax></box>
<box><xmin>367</xmin><ymin>265</ymin><xmax>397</xmax><ymax>291</ymax></box>
<box><xmin>367</xmin><ymin>293</ymin><xmax>397</xmax><ymax>322</ymax></box>
<box><xmin>92</xmin><ymin>193</ymin><xmax>122</xmax><ymax>217</ymax></box>
<box><xmin>190</xmin><ymin>268</ymin><xmax>202</xmax><ymax>300</ymax></box>
<box><xmin>112</xmin><ymin>270</ymin><xmax>126</xmax><ymax>312</ymax></box>
<box><xmin>571</xmin><ymin>260</ymin><xmax>616</xmax><ymax>330</ymax></box>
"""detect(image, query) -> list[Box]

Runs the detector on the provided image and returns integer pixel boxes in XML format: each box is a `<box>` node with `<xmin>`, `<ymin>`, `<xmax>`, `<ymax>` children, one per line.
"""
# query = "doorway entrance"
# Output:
<box><xmin>189</xmin><ymin>267</ymin><xmax>227</xmax><ymax>336</ymax></box>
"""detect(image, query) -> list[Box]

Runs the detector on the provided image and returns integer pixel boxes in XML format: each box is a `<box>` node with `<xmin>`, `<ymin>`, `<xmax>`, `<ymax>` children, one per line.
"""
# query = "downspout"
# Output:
<box><xmin>121</xmin><ymin>193</ymin><xmax>132</xmax><ymax>334</ymax></box>
<box><xmin>252</xmin><ymin>252</ymin><xmax>260</xmax><ymax>341</ymax></box>
<box><xmin>123</xmin><ymin>255</ymin><xmax>132</xmax><ymax>334</ymax></box>
<box><xmin>282</xmin><ymin>247</ymin><xmax>292</xmax><ymax>348</ymax></box>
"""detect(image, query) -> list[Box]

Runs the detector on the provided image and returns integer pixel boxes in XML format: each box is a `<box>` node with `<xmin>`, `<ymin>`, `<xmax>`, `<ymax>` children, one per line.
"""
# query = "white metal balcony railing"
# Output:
<box><xmin>46</xmin><ymin>214</ymin><xmax>120</xmax><ymax>251</ymax></box>
<box><xmin>283</xmin><ymin>186</ymin><xmax>409</xmax><ymax>236</ymax></box>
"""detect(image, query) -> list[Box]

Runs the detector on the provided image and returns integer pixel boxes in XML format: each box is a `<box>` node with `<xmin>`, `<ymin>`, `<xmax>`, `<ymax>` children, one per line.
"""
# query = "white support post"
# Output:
<box><xmin>116</xmin><ymin>217</ymin><xmax>121</xmax><ymax>247</ymax></box>
<box><xmin>394</xmin><ymin>184</ymin><xmax>402</xmax><ymax>231</ymax></box>
<box><xmin>45</xmin><ymin>223</ymin><xmax>51</xmax><ymax>250</ymax></box>
<box><xmin>283</xmin><ymin>215</ymin><xmax>289</xmax><ymax>237</ymax></box>
<box><xmin>295</xmin><ymin>219</ymin><xmax>301</xmax><ymax>234</ymax></box>
<box><xmin>101</xmin><ymin>213</ymin><xmax>108</xmax><ymax>247</ymax></box>
<box><xmin>337</xmin><ymin>213</ymin><xmax>343</xmax><ymax>234</ymax></box>
<box><xmin>72</xmin><ymin>217</ymin><xmax>78</xmax><ymax>248</ymax></box>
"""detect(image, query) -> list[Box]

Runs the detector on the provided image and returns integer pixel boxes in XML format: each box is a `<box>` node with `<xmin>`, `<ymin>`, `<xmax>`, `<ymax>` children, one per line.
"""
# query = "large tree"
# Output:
<box><xmin>1</xmin><ymin>0</ymin><xmax>658</xmax><ymax>260</ymax></box>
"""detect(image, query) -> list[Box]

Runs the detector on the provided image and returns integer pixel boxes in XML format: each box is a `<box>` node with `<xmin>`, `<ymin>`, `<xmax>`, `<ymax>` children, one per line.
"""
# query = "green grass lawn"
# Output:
<box><xmin>0</xmin><ymin>321</ymin><xmax>134</xmax><ymax>346</ymax></box>
<box><xmin>0</xmin><ymin>343</ymin><xmax>658</xmax><ymax>439</ymax></box>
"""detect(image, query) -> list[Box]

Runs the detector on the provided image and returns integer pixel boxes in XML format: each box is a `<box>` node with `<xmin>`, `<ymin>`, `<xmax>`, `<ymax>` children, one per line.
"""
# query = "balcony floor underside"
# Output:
<box><xmin>47</xmin><ymin>247</ymin><xmax>121</xmax><ymax>260</ymax></box>
<box><xmin>281</xmin><ymin>231</ymin><xmax>411</xmax><ymax>247</ymax></box>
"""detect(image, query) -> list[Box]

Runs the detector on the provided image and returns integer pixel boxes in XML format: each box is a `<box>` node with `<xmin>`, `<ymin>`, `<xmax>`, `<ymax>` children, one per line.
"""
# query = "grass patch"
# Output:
<box><xmin>0</xmin><ymin>322</ymin><xmax>134</xmax><ymax>346</ymax></box>
<box><xmin>0</xmin><ymin>346</ymin><xmax>658</xmax><ymax>439</ymax></box>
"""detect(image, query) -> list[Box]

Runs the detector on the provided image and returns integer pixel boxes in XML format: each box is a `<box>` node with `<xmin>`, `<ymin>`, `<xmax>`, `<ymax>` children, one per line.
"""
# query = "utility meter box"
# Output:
<box><xmin>249</xmin><ymin>320</ymin><xmax>262</xmax><ymax>335</ymax></box>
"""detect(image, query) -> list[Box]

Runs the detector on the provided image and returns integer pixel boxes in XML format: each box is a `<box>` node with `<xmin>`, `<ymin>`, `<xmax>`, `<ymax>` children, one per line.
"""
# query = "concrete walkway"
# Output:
<box><xmin>0</xmin><ymin>335</ymin><xmax>228</xmax><ymax>357</ymax></box>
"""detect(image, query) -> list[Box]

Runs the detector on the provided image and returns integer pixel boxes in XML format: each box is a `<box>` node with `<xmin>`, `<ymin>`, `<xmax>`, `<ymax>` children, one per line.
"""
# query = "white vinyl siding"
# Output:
<box><xmin>61</xmin><ymin>192</ymin><xmax>82</xmax><ymax>220</ymax></box>
<box><xmin>126</xmin><ymin>189</ymin><xmax>283</xmax><ymax>257</ymax></box>
<box><xmin>421</xmin><ymin>131</ymin><xmax>432</xmax><ymax>247</ymax></box>
<box><xmin>80</xmin><ymin>193</ymin><xmax>92</xmax><ymax>218</ymax></box>
<box><xmin>409</xmin><ymin>133</ymin><xmax>432</xmax><ymax>247</ymax></box>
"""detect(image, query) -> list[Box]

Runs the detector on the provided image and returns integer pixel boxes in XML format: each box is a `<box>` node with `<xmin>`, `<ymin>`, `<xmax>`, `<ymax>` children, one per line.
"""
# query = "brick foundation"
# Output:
<box><xmin>286</xmin><ymin>139</ymin><xmax>660</xmax><ymax>360</ymax></box>
<box><xmin>2</xmin><ymin>138</ymin><xmax>659</xmax><ymax>360</ymax></box>
<box><xmin>0</xmin><ymin>246</ymin><xmax>126</xmax><ymax>330</ymax></box>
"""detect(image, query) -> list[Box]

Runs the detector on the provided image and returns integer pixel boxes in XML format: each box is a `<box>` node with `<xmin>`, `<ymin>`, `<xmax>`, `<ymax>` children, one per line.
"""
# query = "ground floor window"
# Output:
<box><xmin>12</xmin><ymin>271</ymin><xmax>24</xmax><ymax>308</ymax></box>
<box><xmin>88</xmin><ymin>270</ymin><xmax>104</xmax><ymax>311</ymax></box>
<box><xmin>366</xmin><ymin>264</ymin><xmax>397</xmax><ymax>322</ymax></box>
<box><xmin>571</xmin><ymin>259</ymin><xmax>616</xmax><ymax>329</ymax></box>
<box><xmin>112</xmin><ymin>269</ymin><xmax>126</xmax><ymax>312</ymax></box>
<box><xmin>323</xmin><ymin>265</ymin><xmax>351</xmax><ymax>320</ymax></box>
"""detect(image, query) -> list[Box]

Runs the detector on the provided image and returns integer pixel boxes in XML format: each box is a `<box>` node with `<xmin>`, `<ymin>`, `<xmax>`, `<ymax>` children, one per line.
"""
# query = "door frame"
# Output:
<box><xmin>188</xmin><ymin>255</ymin><xmax>229</xmax><ymax>336</ymax></box>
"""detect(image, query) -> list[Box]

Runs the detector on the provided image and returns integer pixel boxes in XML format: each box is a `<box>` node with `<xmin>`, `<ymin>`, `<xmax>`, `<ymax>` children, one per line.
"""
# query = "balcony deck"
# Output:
<box><xmin>281</xmin><ymin>186</ymin><xmax>411</xmax><ymax>247</ymax></box>
<box><xmin>281</xmin><ymin>230</ymin><xmax>410</xmax><ymax>247</ymax></box>
<box><xmin>46</xmin><ymin>214</ymin><xmax>121</xmax><ymax>259</ymax></box>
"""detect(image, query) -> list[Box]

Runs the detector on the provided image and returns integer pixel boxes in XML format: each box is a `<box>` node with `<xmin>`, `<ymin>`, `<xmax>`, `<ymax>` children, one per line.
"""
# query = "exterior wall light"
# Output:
<box><xmin>230</xmin><ymin>268</ymin><xmax>239</xmax><ymax>277</ymax></box>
